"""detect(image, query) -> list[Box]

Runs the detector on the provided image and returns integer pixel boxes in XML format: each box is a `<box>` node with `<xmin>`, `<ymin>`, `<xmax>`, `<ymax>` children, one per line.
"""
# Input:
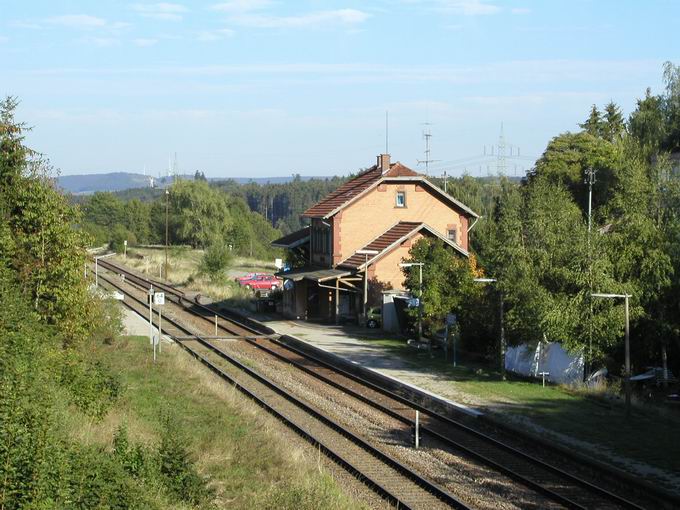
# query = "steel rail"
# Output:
<box><xmin>96</xmin><ymin>259</ymin><xmax>652</xmax><ymax>509</ymax></box>
<box><xmin>97</xmin><ymin>271</ymin><xmax>469</xmax><ymax>510</ymax></box>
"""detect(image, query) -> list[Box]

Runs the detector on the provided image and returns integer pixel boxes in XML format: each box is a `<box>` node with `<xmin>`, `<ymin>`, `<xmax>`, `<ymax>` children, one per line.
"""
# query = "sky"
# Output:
<box><xmin>1</xmin><ymin>1</ymin><xmax>678</xmax><ymax>178</ymax></box>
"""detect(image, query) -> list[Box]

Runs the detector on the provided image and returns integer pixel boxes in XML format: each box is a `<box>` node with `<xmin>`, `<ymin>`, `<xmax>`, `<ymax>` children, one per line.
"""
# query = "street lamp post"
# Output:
<box><xmin>474</xmin><ymin>278</ymin><xmax>505</xmax><ymax>378</ymax></box>
<box><xmin>357</xmin><ymin>249</ymin><xmax>380</xmax><ymax>325</ymax></box>
<box><xmin>592</xmin><ymin>292</ymin><xmax>632</xmax><ymax>417</ymax></box>
<box><xmin>94</xmin><ymin>252</ymin><xmax>117</xmax><ymax>288</ymax></box>
<box><xmin>400</xmin><ymin>262</ymin><xmax>424</xmax><ymax>343</ymax></box>
<box><xmin>164</xmin><ymin>188</ymin><xmax>170</xmax><ymax>280</ymax></box>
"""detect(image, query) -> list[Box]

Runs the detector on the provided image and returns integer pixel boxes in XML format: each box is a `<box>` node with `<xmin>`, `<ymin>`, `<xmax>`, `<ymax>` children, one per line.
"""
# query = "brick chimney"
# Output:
<box><xmin>377</xmin><ymin>153</ymin><xmax>391</xmax><ymax>174</ymax></box>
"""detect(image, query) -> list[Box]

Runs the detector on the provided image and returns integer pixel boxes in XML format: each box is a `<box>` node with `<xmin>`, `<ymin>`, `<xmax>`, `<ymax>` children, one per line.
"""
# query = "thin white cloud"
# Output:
<box><xmin>84</xmin><ymin>37</ymin><xmax>121</xmax><ymax>48</ymax></box>
<box><xmin>47</xmin><ymin>14</ymin><xmax>107</xmax><ymax>29</ymax></box>
<box><xmin>435</xmin><ymin>1</ymin><xmax>501</xmax><ymax>15</ymax></box>
<box><xmin>133</xmin><ymin>38</ymin><xmax>159</xmax><ymax>47</ymax></box>
<box><xmin>196</xmin><ymin>28</ymin><xmax>236</xmax><ymax>41</ymax></box>
<box><xmin>16</xmin><ymin>60</ymin><xmax>660</xmax><ymax>90</ymax></box>
<box><xmin>230</xmin><ymin>9</ymin><xmax>370</xmax><ymax>29</ymax></box>
<box><xmin>9</xmin><ymin>20</ymin><xmax>43</xmax><ymax>29</ymax></box>
<box><xmin>210</xmin><ymin>0</ymin><xmax>273</xmax><ymax>12</ymax></box>
<box><xmin>131</xmin><ymin>3</ymin><xmax>188</xmax><ymax>21</ymax></box>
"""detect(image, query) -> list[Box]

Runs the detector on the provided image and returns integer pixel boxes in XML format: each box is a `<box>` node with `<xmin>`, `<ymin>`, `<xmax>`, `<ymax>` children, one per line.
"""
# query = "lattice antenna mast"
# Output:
<box><xmin>173</xmin><ymin>152</ymin><xmax>178</xmax><ymax>179</ymax></box>
<box><xmin>417</xmin><ymin>122</ymin><xmax>440</xmax><ymax>175</ymax></box>
<box><xmin>497</xmin><ymin>122</ymin><xmax>507</xmax><ymax>175</ymax></box>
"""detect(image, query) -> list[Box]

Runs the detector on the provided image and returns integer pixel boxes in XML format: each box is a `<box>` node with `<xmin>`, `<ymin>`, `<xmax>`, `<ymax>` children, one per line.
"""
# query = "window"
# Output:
<box><xmin>447</xmin><ymin>228</ymin><xmax>457</xmax><ymax>244</ymax></box>
<box><xmin>396</xmin><ymin>191</ymin><xmax>406</xmax><ymax>208</ymax></box>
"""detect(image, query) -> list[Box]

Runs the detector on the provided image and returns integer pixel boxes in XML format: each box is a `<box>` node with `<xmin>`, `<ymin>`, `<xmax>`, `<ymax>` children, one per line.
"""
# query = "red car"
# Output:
<box><xmin>239</xmin><ymin>274</ymin><xmax>281</xmax><ymax>291</ymax></box>
<box><xmin>235</xmin><ymin>272</ymin><xmax>267</xmax><ymax>284</ymax></box>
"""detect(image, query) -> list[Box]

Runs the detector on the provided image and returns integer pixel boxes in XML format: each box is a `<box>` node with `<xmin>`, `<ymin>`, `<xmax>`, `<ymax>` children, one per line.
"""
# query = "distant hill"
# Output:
<box><xmin>57</xmin><ymin>172</ymin><xmax>329</xmax><ymax>194</ymax></box>
<box><xmin>58</xmin><ymin>173</ymin><xmax>153</xmax><ymax>194</ymax></box>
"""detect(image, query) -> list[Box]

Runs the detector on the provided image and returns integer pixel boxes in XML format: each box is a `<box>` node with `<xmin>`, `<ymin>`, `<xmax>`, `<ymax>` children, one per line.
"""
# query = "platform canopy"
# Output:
<box><xmin>276</xmin><ymin>266</ymin><xmax>352</xmax><ymax>283</ymax></box>
<box><xmin>271</xmin><ymin>226</ymin><xmax>310</xmax><ymax>249</ymax></box>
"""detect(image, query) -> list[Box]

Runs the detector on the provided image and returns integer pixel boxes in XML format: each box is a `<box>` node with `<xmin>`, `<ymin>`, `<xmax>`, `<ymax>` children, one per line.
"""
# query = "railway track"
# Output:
<box><xmin>95</xmin><ymin>268</ymin><xmax>467</xmax><ymax>510</ymax></box>
<box><xmin>95</xmin><ymin>258</ymin><xmax>669</xmax><ymax>509</ymax></box>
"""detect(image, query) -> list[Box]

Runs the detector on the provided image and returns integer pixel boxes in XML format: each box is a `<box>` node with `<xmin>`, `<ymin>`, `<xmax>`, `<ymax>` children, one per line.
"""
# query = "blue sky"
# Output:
<box><xmin>1</xmin><ymin>1</ymin><xmax>678</xmax><ymax>178</ymax></box>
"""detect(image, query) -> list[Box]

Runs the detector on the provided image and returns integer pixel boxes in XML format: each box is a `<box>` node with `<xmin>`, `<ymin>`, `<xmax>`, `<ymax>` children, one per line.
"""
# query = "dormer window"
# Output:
<box><xmin>447</xmin><ymin>228</ymin><xmax>457</xmax><ymax>244</ymax></box>
<box><xmin>396</xmin><ymin>191</ymin><xmax>406</xmax><ymax>208</ymax></box>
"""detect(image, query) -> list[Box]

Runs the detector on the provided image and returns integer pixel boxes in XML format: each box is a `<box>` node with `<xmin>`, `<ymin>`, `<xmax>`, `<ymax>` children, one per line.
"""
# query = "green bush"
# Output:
<box><xmin>61</xmin><ymin>357</ymin><xmax>122</xmax><ymax>419</ymax></box>
<box><xmin>113</xmin><ymin>425</ymin><xmax>154</xmax><ymax>479</ymax></box>
<box><xmin>110</xmin><ymin>223</ymin><xmax>137</xmax><ymax>254</ymax></box>
<box><xmin>157</xmin><ymin>414</ymin><xmax>213</xmax><ymax>506</ymax></box>
<box><xmin>199</xmin><ymin>240</ymin><xmax>233</xmax><ymax>278</ymax></box>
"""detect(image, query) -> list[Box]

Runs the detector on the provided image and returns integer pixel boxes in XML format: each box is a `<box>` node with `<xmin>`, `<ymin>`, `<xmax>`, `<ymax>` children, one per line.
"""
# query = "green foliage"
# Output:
<box><xmin>61</xmin><ymin>356</ymin><xmax>122</xmax><ymax>419</ymax></box>
<box><xmin>158</xmin><ymin>413</ymin><xmax>213</xmax><ymax>506</ymax></box>
<box><xmin>112</xmin><ymin>425</ymin><xmax>154</xmax><ymax>479</ymax></box>
<box><xmin>0</xmin><ymin>98</ymin><xmax>92</xmax><ymax>344</ymax></box>
<box><xmin>200</xmin><ymin>239</ymin><xmax>234</xmax><ymax>278</ymax></box>
<box><xmin>529</xmin><ymin>131</ymin><xmax>618</xmax><ymax>215</ymax></box>
<box><xmin>110</xmin><ymin>223</ymin><xmax>136</xmax><ymax>253</ymax></box>
<box><xmin>580</xmin><ymin>104</ymin><xmax>604</xmax><ymax>136</ymax></box>
<box><xmin>402</xmin><ymin>238</ymin><xmax>480</xmax><ymax>333</ymax></box>
<box><xmin>628</xmin><ymin>88</ymin><xmax>666</xmax><ymax>152</ymax></box>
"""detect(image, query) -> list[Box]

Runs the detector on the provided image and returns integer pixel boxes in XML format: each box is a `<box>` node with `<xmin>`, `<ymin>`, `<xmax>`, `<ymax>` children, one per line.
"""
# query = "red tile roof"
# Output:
<box><xmin>302</xmin><ymin>162</ymin><xmax>419</xmax><ymax>218</ymax></box>
<box><xmin>339</xmin><ymin>221</ymin><xmax>469</xmax><ymax>269</ymax></box>
<box><xmin>339</xmin><ymin>221</ymin><xmax>423</xmax><ymax>269</ymax></box>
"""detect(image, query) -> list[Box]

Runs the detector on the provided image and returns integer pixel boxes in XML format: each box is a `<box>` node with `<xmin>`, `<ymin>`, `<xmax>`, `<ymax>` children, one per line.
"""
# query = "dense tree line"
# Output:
<box><xmin>214</xmin><ymin>174</ymin><xmax>348</xmax><ymax>234</ymax></box>
<box><xmin>80</xmin><ymin>180</ymin><xmax>283</xmax><ymax>260</ymax></box>
<box><xmin>404</xmin><ymin>63</ymin><xmax>680</xmax><ymax>377</ymax></box>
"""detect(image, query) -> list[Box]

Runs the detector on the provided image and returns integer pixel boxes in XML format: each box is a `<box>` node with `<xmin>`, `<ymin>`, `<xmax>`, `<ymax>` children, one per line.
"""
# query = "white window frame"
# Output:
<box><xmin>396</xmin><ymin>191</ymin><xmax>406</xmax><ymax>208</ymax></box>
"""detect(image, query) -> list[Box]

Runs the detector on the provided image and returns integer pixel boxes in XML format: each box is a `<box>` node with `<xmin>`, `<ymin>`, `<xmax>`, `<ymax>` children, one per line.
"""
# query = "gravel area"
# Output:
<box><xmin>108</xmin><ymin>266</ymin><xmax>662</xmax><ymax>509</ymax></box>
<box><xmin>109</xmin><ymin>272</ymin><xmax>551</xmax><ymax>508</ymax></box>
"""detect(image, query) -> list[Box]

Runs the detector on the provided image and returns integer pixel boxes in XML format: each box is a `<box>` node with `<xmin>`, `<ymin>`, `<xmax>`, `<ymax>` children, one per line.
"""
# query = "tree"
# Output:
<box><xmin>662</xmin><ymin>61</ymin><xmax>680</xmax><ymax>152</ymax></box>
<box><xmin>0</xmin><ymin>98</ymin><xmax>92</xmax><ymax>343</ymax></box>
<box><xmin>602</xmin><ymin>101</ymin><xmax>625</xmax><ymax>142</ymax></box>
<box><xmin>168</xmin><ymin>179</ymin><xmax>232</xmax><ymax>248</ymax></box>
<box><xmin>83</xmin><ymin>192</ymin><xmax>126</xmax><ymax>228</ymax></box>
<box><xmin>529</xmin><ymin>131</ymin><xmax>618</xmax><ymax>220</ymax></box>
<box><xmin>628</xmin><ymin>88</ymin><xmax>666</xmax><ymax>152</ymax></box>
<box><xmin>401</xmin><ymin>238</ymin><xmax>479</xmax><ymax>334</ymax></box>
<box><xmin>580</xmin><ymin>104</ymin><xmax>604</xmax><ymax>137</ymax></box>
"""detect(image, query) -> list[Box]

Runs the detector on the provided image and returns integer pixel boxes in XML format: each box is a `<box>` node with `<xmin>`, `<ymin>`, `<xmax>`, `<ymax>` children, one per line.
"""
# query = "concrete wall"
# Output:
<box><xmin>336</xmin><ymin>182</ymin><xmax>467</xmax><ymax>262</ymax></box>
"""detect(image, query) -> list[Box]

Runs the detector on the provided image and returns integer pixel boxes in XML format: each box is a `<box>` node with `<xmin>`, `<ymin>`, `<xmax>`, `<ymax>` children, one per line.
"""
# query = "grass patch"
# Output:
<box><xmin>356</xmin><ymin>336</ymin><xmax>680</xmax><ymax>478</ymax></box>
<box><xmin>70</xmin><ymin>334</ymin><xmax>365</xmax><ymax>509</ymax></box>
<box><xmin>112</xmin><ymin>248</ymin><xmax>274</xmax><ymax>302</ymax></box>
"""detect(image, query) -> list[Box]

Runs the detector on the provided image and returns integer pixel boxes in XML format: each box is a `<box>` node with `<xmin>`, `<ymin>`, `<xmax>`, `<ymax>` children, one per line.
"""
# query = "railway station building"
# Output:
<box><xmin>272</xmin><ymin>154</ymin><xmax>479</xmax><ymax>326</ymax></box>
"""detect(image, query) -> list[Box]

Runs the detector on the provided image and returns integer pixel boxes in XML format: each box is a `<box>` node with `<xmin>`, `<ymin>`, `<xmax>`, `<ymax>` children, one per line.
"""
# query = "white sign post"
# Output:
<box><xmin>154</xmin><ymin>292</ymin><xmax>165</xmax><ymax>358</ymax></box>
<box><xmin>123</xmin><ymin>239</ymin><xmax>127</xmax><ymax>258</ymax></box>
<box><xmin>148</xmin><ymin>286</ymin><xmax>154</xmax><ymax>347</ymax></box>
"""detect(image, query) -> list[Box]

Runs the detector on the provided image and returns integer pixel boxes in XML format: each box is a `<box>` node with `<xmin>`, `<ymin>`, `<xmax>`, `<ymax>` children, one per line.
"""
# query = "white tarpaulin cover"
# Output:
<box><xmin>505</xmin><ymin>342</ymin><xmax>584</xmax><ymax>385</ymax></box>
